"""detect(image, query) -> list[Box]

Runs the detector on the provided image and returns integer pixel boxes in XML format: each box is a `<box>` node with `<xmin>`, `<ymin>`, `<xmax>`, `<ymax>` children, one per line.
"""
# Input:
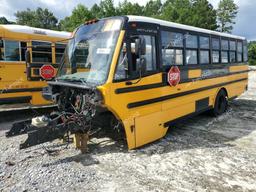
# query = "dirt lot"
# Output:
<box><xmin>0</xmin><ymin>70</ymin><xmax>256</xmax><ymax>192</ymax></box>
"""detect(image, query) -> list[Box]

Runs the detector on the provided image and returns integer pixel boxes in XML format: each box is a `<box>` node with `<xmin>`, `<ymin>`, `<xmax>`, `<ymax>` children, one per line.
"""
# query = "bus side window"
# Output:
<box><xmin>0</xmin><ymin>40</ymin><xmax>3</xmax><ymax>60</ymax></box>
<box><xmin>186</xmin><ymin>34</ymin><xmax>198</xmax><ymax>65</ymax></box>
<box><xmin>237</xmin><ymin>42</ymin><xmax>243</xmax><ymax>62</ymax></box>
<box><xmin>161</xmin><ymin>31</ymin><xmax>183</xmax><ymax>66</ymax></box>
<box><xmin>114</xmin><ymin>43</ymin><xmax>128</xmax><ymax>80</ymax></box>
<box><xmin>4</xmin><ymin>40</ymin><xmax>20</xmax><ymax>61</ymax></box>
<box><xmin>20</xmin><ymin>42</ymin><xmax>27</xmax><ymax>61</ymax></box>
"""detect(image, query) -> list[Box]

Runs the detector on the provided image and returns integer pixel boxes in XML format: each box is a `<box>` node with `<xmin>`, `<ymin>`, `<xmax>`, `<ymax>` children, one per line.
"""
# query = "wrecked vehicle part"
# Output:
<box><xmin>7</xmin><ymin>83</ymin><xmax>123</xmax><ymax>152</ymax></box>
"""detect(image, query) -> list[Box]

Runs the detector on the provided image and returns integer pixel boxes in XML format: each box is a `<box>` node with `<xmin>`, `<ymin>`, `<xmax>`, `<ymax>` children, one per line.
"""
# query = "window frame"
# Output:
<box><xmin>237</xmin><ymin>40</ymin><xmax>243</xmax><ymax>63</ymax></box>
<box><xmin>161</xmin><ymin>30</ymin><xmax>184</xmax><ymax>66</ymax></box>
<box><xmin>220</xmin><ymin>37</ymin><xmax>229</xmax><ymax>64</ymax></box>
<box><xmin>185</xmin><ymin>32</ymin><xmax>199</xmax><ymax>65</ymax></box>
<box><xmin>243</xmin><ymin>40</ymin><xmax>248</xmax><ymax>62</ymax></box>
<box><xmin>211</xmin><ymin>36</ymin><xmax>221</xmax><ymax>64</ymax></box>
<box><xmin>31</xmin><ymin>40</ymin><xmax>53</xmax><ymax>63</ymax></box>
<box><xmin>199</xmin><ymin>35</ymin><xmax>210</xmax><ymax>65</ymax></box>
<box><xmin>229</xmin><ymin>38</ymin><xmax>237</xmax><ymax>63</ymax></box>
<box><xmin>55</xmin><ymin>42</ymin><xmax>66</xmax><ymax>64</ymax></box>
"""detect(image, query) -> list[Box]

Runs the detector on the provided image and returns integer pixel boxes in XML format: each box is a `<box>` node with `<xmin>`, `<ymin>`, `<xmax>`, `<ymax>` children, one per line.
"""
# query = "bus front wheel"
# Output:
<box><xmin>211</xmin><ymin>89</ymin><xmax>228</xmax><ymax>116</ymax></box>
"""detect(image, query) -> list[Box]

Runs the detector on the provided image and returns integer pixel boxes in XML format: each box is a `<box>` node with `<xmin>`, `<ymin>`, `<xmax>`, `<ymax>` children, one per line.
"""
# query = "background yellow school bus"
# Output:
<box><xmin>0</xmin><ymin>25</ymin><xmax>71</xmax><ymax>109</ymax></box>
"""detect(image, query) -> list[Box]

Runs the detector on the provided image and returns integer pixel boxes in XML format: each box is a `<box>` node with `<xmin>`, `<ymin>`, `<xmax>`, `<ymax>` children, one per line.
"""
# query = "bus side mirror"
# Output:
<box><xmin>25</xmin><ymin>50</ymin><xmax>31</xmax><ymax>64</ymax></box>
<box><xmin>136</xmin><ymin>57</ymin><xmax>147</xmax><ymax>74</ymax></box>
<box><xmin>135</xmin><ymin>36</ymin><xmax>146</xmax><ymax>56</ymax></box>
<box><xmin>0</xmin><ymin>40</ymin><xmax>3</xmax><ymax>48</ymax></box>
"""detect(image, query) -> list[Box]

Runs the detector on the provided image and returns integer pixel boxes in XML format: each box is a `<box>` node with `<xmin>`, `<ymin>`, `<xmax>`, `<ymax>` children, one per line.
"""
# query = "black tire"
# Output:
<box><xmin>211</xmin><ymin>89</ymin><xmax>228</xmax><ymax>116</ymax></box>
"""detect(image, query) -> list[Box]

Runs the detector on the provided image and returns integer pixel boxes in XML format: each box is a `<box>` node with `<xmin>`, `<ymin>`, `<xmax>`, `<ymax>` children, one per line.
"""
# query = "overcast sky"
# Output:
<box><xmin>0</xmin><ymin>0</ymin><xmax>255</xmax><ymax>40</ymax></box>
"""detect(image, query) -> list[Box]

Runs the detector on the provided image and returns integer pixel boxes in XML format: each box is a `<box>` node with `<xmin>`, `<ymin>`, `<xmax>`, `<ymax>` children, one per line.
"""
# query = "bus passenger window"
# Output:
<box><xmin>230</xmin><ymin>51</ymin><xmax>236</xmax><ymax>63</ymax></box>
<box><xmin>212</xmin><ymin>38</ymin><xmax>220</xmax><ymax>64</ymax></box>
<box><xmin>200</xmin><ymin>36</ymin><xmax>210</xmax><ymax>64</ymax></box>
<box><xmin>161</xmin><ymin>31</ymin><xmax>183</xmax><ymax>66</ymax></box>
<box><xmin>237</xmin><ymin>42</ymin><xmax>243</xmax><ymax>62</ymax></box>
<box><xmin>212</xmin><ymin>51</ymin><xmax>220</xmax><ymax>63</ymax></box>
<box><xmin>243</xmin><ymin>42</ymin><xmax>248</xmax><ymax>62</ymax></box>
<box><xmin>4</xmin><ymin>40</ymin><xmax>20</xmax><ymax>61</ymax></box>
<box><xmin>186</xmin><ymin>34</ymin><xmax>198</xmax><ymax>49</ymax></box>
<box><xmin>32</xmin><ymin>41</ymin><xmax>52</xmax><ymax>63</ymax></box>
<box><xmin>229</xmin><ymin>41</ymin><xmax>236</xmax><ymax>63</ymax></box>
<box><xmin>186</xmin><ymin>34</ymin><xmax>198</xmax><ymax>65</ymax></box>
<box><xmin>221</xmin><ymin>51</ymin><xmax>228</xmax><ymax>63</ymax></box>
<box><xmin>221</xmin><ymin>40</ymin><xmax>229</xmax><ymax>63</ymax></box>
<box><xmin>186</xmin><ymin>50</ymin><xmax>197</xmax><ymax>65</ymax></box>
<box><xmin>200</xmin><ymin>50</ymin><xmax>209</xmax><ymax>64</ymax></box>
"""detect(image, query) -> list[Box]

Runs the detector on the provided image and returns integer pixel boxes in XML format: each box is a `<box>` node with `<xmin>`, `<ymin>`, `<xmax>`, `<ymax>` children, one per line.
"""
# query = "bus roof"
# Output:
<box><xmin>0</xmin><ymin>24</ymin><xmax>71</xmax><ymax>39</ymax></box>
<box><xmin>127</xmin><ymin>15</ymin><xmax>246</xmax><ymax>41</ymax></box>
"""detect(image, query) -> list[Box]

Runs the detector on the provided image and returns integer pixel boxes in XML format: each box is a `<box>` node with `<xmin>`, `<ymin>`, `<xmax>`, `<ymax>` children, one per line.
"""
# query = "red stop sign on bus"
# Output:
<box><xmin>168</xmin><ymin>66</ymin><xmax>180</xmax><ymax>86</ymax></box>
<box><xmin>40</xmin><ymin>65</ymin><xmax>55</xmax><ymax>80</ymax></box>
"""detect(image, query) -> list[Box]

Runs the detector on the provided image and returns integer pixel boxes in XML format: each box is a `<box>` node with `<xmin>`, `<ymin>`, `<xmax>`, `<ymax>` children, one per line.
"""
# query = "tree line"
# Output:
<box><xmin>0</xmin><ymin>0</ymin><xmax>255</xmax><ymax>65</ymax></box>
<box><xmin>1</xmin><ymin>0</ymin><xmax>238</xmax><ymax>33</ymax></box>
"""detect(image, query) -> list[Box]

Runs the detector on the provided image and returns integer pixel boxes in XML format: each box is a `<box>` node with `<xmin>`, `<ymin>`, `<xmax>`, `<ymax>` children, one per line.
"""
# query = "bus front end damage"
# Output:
<box><xmin>6</xmin><ymin>82</ymin><xmax>114</xmax><ymax>153</ymax></box>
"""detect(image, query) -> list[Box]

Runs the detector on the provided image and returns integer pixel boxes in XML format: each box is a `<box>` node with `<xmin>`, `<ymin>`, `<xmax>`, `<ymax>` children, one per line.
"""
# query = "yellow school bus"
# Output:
<box><xmin>6</xmin><ymin>16</ymin><xmax>249</xmax><ymax>152</ymax></box>
<box><xmin>0</xmin><ymin>25</ymin><xmax>71</xmax><ymax>110</ymax></box>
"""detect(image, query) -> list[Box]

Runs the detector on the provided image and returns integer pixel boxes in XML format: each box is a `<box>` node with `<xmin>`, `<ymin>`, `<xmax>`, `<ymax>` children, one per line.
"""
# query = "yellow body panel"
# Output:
<box><xmin>188</xmin><ymin>69</ymin><xmax>202</xmax><ymax>78</ymax></box>
<box><xmin>229</xmin><ymin>65</ymin><xmax>248</xmax><ymax>72</ymax></box>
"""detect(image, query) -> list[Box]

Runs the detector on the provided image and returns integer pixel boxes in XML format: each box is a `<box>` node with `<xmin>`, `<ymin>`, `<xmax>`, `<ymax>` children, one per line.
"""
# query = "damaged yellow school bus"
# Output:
<box><xmin>0</xmin><ymin>25</ymin><xmax>71</xmax><ymax>111</ymax></box>
<box><xmin>6</xmin><ymin>16</ymin><xmax>248</xmax><ymax>152</ymax></box>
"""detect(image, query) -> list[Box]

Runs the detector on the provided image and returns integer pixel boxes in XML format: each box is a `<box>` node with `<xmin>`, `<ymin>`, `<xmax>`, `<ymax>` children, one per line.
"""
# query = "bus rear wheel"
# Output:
<box><xmin>211</xmin><ymin>89</ymin><xmax>228</xmax><ymax>116</ymax></box>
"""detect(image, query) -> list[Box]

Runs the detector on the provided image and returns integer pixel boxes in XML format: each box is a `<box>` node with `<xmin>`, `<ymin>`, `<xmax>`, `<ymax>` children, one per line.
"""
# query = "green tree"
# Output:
<box><xmin>99</xmin><ymin>0</ymin><xmax>117</xmax><ymax>17</ymax></box>
<box><xmin>191</xmin><ymin>0</ymin><xmax>218</xmax><ymax>30</ymax></box>
<box><xmin>0</xmin><ymin>17</ymin><xmax>15</xmax><ymax>24</ymax></box>
<box><xmin>143</xmin><ymin>0</ymin><xmax>162</xmax><ymax>17</ymax></box>
<box><xmin>59</xmin><ymin>4</ymin><xmax>94</xmax><ymax>32</ymax></box>
<box><xmin>217</xmin><ymin>0</ymin><xmax>238</xmax><ymax>33</ymax></box>
<box><xmin>118</xmin><ymin>0</ymin><xmax>143</xmax><ymax>15</ymax></box>
<box><xmin>248</xmin><ymin>41</ymin><xmax>256</xmax><ymax>66</ymax></box>
<box><xmin>160</xmin><ymin>0</ymin><xmax>193</xmax><ymax>25</ymax></box>
<box><xmin>15</xmin><ymin>8</ymin><xmax>36</xmax><ymax>27</ymax></box>
<box><xmin>160</xmin><ymin>0</ymin><xmax>218</xmax><ymax>30</ymax></box>
<box><xmin>15</xmin><ymin>8</ymin><xmax>58</xmax><ymax>29</ymax></box>
<box><xmin>91</xmin><ymin>4</ymin><xmax>103</xmax><ymax>18</ymax></box>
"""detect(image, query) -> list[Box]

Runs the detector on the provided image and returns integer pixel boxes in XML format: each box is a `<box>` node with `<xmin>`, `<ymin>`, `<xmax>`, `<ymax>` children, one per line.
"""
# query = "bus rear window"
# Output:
<box><xmin>32</xmin><ymin>41</ymin><xmax>52</xmax><ymax>63</ymax></box>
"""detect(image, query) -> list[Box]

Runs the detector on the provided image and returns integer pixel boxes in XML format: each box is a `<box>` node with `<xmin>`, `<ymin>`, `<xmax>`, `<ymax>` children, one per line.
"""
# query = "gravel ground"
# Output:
<box><xmin>0</xmin><ymin>70</ymin><xmax>256</xmax><ymax>192</ymax></box>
